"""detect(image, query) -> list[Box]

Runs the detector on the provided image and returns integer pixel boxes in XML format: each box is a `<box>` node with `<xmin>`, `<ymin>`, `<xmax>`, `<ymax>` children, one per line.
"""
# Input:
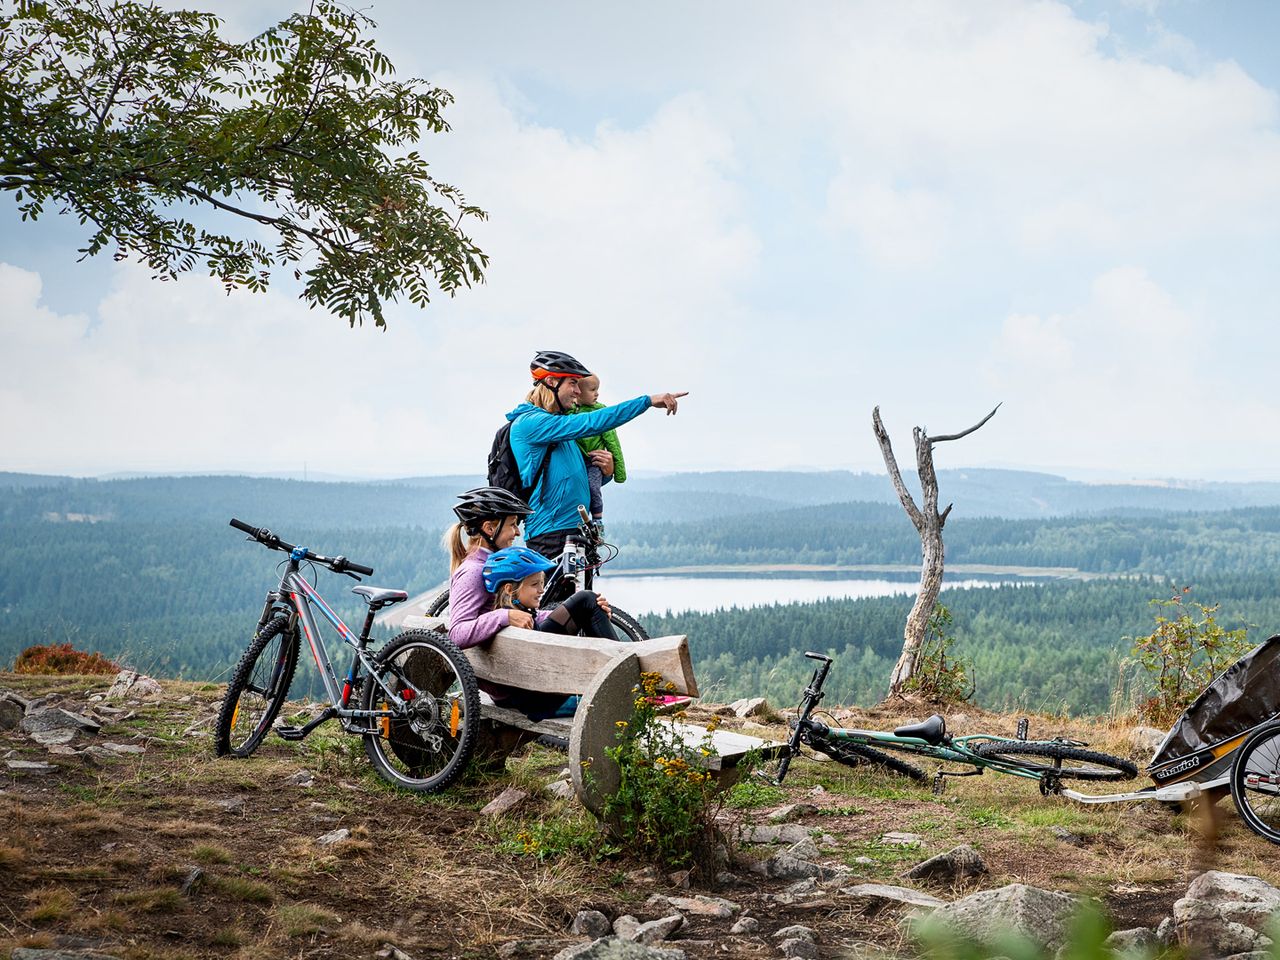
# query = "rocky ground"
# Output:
<box><xmin>4</xmin><ymin>673</ymin><xmax>1280</xmax><ymax>960</ymax></box>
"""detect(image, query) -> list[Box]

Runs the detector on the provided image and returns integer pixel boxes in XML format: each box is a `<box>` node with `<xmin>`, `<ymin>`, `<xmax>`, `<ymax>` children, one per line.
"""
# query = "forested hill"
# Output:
<box><xmin>4</xmin><ymin>468</ymin><xmax>1280</xmax><ymax>713</ymax></box>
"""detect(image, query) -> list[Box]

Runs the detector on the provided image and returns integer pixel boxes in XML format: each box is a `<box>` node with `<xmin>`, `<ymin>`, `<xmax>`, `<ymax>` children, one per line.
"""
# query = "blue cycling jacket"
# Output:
<box><xmin>508</xmin><ymin>395</ymin><xmax>651</xmax><ymax>538</ymax></box>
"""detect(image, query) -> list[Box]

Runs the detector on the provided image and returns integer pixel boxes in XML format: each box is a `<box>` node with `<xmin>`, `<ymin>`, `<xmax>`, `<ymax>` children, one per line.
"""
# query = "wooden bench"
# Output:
<box><xmin>400</xmin><ymin>615</ymin><xmax>783</xmax><ymax>817</ymax></box>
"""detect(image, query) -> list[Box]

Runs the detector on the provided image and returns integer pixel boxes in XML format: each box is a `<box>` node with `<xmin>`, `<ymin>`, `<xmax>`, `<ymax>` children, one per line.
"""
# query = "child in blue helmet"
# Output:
<box><xmin>483</xmin><ymin>546</ymin><xmax>618</xmax><ymax>641</ymax></box>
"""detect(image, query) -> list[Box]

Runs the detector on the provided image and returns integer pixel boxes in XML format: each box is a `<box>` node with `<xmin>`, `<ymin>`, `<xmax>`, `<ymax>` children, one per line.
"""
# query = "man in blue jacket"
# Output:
<box><xmin>510</xmin><ymin>349</ymin><xmax>686</xmax><ymax>557</ymax></box>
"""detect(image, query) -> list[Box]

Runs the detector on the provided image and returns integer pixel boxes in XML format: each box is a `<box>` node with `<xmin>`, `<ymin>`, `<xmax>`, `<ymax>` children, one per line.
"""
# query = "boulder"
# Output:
<box><xmin>1129</xmin><ymin>726</ymin><xmax>1166</xmax><ymax>758</ymax></box>
<box><xmin>0</xmin><ymin>698</ymin><xmax>24</xmax><ymax>730</ymax></box>
<box><xmin>1170</xmin><ymin>871</ymin><xmax>1280</xmax><ymax>956</ymax></box>
<box><xmin>552</xmin><ymin>937</ymin><xmax>686</xmax><ymax>960</ymax></box>
<box><xmin>572</xmin><ymin>910</ymin><xmax>611</xmax><ymax>939</ymax></box>
<box><xmin>728</xmin><ymin>697</ymin><xmax>771</xmax><ymax>719</ymax></box>
<box><xmin>903</xmin><ymin>844</ymin><xmax>987</xmax><ymax>883</ymax></box>
<box><xmin>840</xmin><ymin>883</ymin><xmax>947</xmax><ymax>911</ymax></box>
<box><xmin>103</xmin><ymin>671</ymin><xmax>163</xmax><ymax>701</ymax></box>
<box><xmin>20</xmin><ymin>708</ymin><xmax>100</xmax><ymax>736</ymax></box>
<box><xmin>633</xmin><ymin>915</ymin><xmax>684</xmax><ymax>945</ymax></box>
<box><xmin>613</xmin><ymin>916</ymin><xmax>641</xmax><ymax>940</ymax></box>
<box><xmin>729</xmin><ymin>917</ymin><xmax>759</xmax><ymax>935</ymax></box>
<box><xmin>768</xmin><ymin>803</ymin><xmax>817</xmax><ymax>823</ymax></box>
<box><xmin>920</xmin><ymin>883</ymin><xmax>1079</xmax><ymax>950</ymax></box>
<box><xmin>741</xmin><ymin>823</ymin><xmax>813</xmax><ymax>845</ymax></box>
<box><xmin>778</xmin><ymin>939</ymin><xmax>818</xmax><ymax>959</ymax></box>
<box><xmin>1104</xmin><ymin>928</ymin><xmax>1158</xmax><ymax>952</ymax></box>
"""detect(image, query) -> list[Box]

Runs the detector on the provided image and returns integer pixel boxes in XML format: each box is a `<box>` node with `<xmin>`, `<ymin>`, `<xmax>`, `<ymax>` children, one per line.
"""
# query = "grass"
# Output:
<box><xmin>208</xmin><ymin>873</ymin><xmax>274</xmax><ymax>904</ymax></box>
<box><xmin>190</xmin><ymin>843</ymin><xmax>234</xmax><ymax>865</ymax></box>
<box><xmin>23</xmin><ymin>887</ymin><xmax>75</xmax><ymax>922</ymax></box>
<box><xmin>0</xmin><ymin>843</ymin><xmax>24</xmax><ymax>868</ymax></box>
<box><xmin>724</xmin><ymin>779</ymin><xmax>788</xmax><ymax>809</ymax></box>
<box><xmin>114</xmin><ymin>886</ymin><xmax>185</xmax><ymax>913</ymax></box>
<box><xmin>276</xmin><ymin>902</ymin><xmax>342</xmax><ymax>937</ymax></box>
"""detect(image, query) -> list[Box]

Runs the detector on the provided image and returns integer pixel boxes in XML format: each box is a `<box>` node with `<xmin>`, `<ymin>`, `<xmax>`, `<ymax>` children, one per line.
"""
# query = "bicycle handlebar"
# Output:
<box><xmin>228</xmin><ymin>518</ymin><xmax>375</xmax><ymax>577</ymax></box>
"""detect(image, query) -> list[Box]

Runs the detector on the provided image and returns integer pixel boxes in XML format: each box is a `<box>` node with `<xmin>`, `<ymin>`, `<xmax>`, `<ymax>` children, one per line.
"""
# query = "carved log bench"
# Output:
<box><xmin>400</xmin><ymin>614</ymin><xmax>783</xmax><ymax>816</ymax></box>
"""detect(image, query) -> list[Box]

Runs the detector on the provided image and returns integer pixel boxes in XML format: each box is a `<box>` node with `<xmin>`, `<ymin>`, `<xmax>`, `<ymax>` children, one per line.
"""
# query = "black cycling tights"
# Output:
<box><xmin>537</xmin><ymin>590</ymin><xmax>619</xmax><ymax>641</ymax></box>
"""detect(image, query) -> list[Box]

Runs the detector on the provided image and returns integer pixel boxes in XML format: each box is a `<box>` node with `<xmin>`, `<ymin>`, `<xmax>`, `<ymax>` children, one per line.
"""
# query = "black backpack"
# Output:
<box><xmin>487</xmin><ymin>419</ymin><xmax>549</xmax><ymax>503</ymax></box>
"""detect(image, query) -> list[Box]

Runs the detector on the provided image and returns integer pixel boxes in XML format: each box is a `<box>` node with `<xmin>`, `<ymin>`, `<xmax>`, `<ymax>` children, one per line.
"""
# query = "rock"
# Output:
<box><xmin>1156</xmin><ymin>917</ymin><xmax>1176</xmax><ymax>945</ymax></box>
<box><xmin>903</xmin><ymin>844</ymin><xmax>987</xmax><ymax>883</ymax></box>
<box><xmin>0</xmin><ymin>698</ymin><xmax>24</xmax><ymax>730</ymax></box>
<box><xmin>645</xmin><ymin>893</ymin><xmax>741</xmax><ymax>918</ymax></box>
<box><xmin>1104</xmin><ymin>928</ymin><xmax>1157</xmax><ymax>952</ymax></box>
<box><xmin>481</xmin><ymin>787</ymin><xmax>529</xmax><ymax>816</ymax></box>
<box><xmin>922</xmin><ymin>883</ymin><xmax>1079</xmax><ymax>950</ymax></box>
<box><xmin>572</xmin><ymin>910</ymin><xmax>611</xmax><ymax>939</ymax></box>
<box><xmin>879</xmin><ymin>831</ymin><xmax>923</xmax><ymax>847</ymax></box>
<box><xmin>1171</xmin><ymin>871</ymin><xmax>1280</xmax><ymax>956</ymax></box>
<box><xmin>769</xmin><ymin>802</ymin><xmax>817</xmax><ymax>823</ymax></box>
<box><xmin>1130</xmin><ymin>725</ymin><xmax>1166</xmax><ymax>758</ymax></box>
<box><xmin>808</xmin><ymin>785</ymin><xmax>825</xmax><ymax>796</ymax></box>
<box><xmin>729</xmin><ymin>697</ymin><xmax>770</xmax><ymax>719</ymax></box>
<box><xmin>552</xmin><ymin>937</ymin><xmax>686</xmax><ymax>960</ymax></box>
<box><xmin>545</xmin><ymin>778</ymin><xmax>576</xmax><ymax>801</ymax></box>
<box><xmin>667</xmin><ymin>869</ymin><xmax>692</xmax><ymax>889</ymax></box>
<box><xmin>179</xmin><ymin>866</ymin><xmax>204</xmax><ymax>895</ymax></box>
<box><xmin>497</xmin><ymin>940</ymin><xmax>565</xmax><ymax>959</ymax></box>
<box><xmin>12</xmin><ymin>951</ymin><xmax>125</xmax><ymax>960</ymax></box>
<box><xmin>778</xmin><ymin>938</ymin><xmax>819</xmax><ymax>959</ymax></box>
<box><xmin>98</xmin><ymin>742</ymin><xmax>145</xmax><ymax>755</ymax></box>
<box><xmin>20</xmin><ymin>708</ymin><xmax>100</xmax><ymax>736</ymax></box>
<box><xmin>1050</xmin><ymin>826</ymin><xmax>1084</xmax><ymax>847</ymax></box>
<box><xmin>285</xmin><ymin>769</ymin><xmax>315</xmax><ymax>787</ymax></box>
<box><xmin>633</xmin><ymin>915</ymin><xmax>684</xmax><ymax>945</ymax></box>
<box><xmin>103</xmin><ymin>671</ymin><xmax>163</xmax><ymax>701</ymax></box>
<box><xmin>730</xmin><ymin>917</ymin><xmax>759</xmax><ymax>935</ymax></box>
<box><xmin>613</xmin><ymin>915</ymin><xmax>641</xmax><ymax>940</ymax></box>
<box><xmin>627</xmin><ymin>866</ymin><xmax>660</xmax><ymax>884</ymax></box>
<box><xmin>214</xmin><ymin>797</ymin><xmax>246</xmax><ymax>814</ymax></box>
<box><xmin>741</xmin><ymin>823</ymin><xmax>812</xmax><ymax>845</ymax></box>
<box><xmin>316</xmin><ymin>828</ymin><xmax>350</xmax><ymax>846</ymax></box>
<box><xmin>774</xmin><ymin>925</ymin><xmax>817</xmax><ymax>942</ymax></box>
<box><xmin>6</xmin><ymin>759</ymin><xmax>56</xmax><ymax>775</ymax></box>
<box><xmin>376</xmin><ymin>945</ymin><xmax>417</xmax><ymax>960</ymax></box>
<box><xmin>30</xmin><ymin>728</ymin><xmax>77</xmax><ymax>746</ymax></box>
<box><xmin>840</xmin><ymin>883</ymin><xmax>947</xmax><ymax>911</ymax></box>
<box><xmin>778</xmin><ymin>885</ymin><xmax>819</xmax><ymax>901</ymax></box>
<box><xmin>46</xmin><ymin>744</ymin><xmax>80</xmax><ymax>756</ymax></box>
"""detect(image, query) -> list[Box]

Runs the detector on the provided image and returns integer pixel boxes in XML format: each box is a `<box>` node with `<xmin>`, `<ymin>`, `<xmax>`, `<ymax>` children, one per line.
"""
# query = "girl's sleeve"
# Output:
<box><xmin>514</xmin><ymin>396</ymin><xmax>650</xmax><ymax>447</ymax></box>
<box><xmin>603</xmin><ymin>428</ymin><xmax>626</xmax><ymax>483</ymax></box>
<box><xmin>447</xmin><ymin>565</ymin><xmax>511</xmax><ymax>649</ymax></box>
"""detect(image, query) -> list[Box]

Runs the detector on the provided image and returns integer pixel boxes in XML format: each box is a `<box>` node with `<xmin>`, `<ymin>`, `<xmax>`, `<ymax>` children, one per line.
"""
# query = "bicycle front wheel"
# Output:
<box><xmin>215</xmin><ymin>615</ymin><xmax>299</xmax><ymax>758</ymax></box>
<box><xmin>808</xmin><ymin>733</ymin><xmax>929</xmax><ymax>783</ymax></box>
<box><xmin>1230</xmin><ymin>723</ymin><xmax>1280</xmax><ymax>845</ymax></box>
<box><xmin>973</xmin><ymin>740</ymin><xmax>1137</xmax><ymax>781</ymax></box>
<box><xmin>424</xmin><ymin>589</ymin><xmax>450</xmax><ymax>619</ymax></box>
<box><xmin>362</xmin><ymin>630</ymin><xmax>480</xmax><ymax>793</ymax></box>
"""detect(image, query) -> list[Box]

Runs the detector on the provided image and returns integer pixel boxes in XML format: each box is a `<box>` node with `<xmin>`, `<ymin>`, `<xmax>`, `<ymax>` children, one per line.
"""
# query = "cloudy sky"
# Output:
<box><xmin>3</xmin><ymin>0</ymin><xmax>1278</xmax><ymax>481</ymax></box>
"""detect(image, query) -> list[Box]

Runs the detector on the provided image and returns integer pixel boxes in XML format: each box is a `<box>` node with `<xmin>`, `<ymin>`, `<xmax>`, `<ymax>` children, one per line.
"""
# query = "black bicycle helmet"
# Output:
<box><xmin>531</xmin><ymin>350</ymin><xmax>591</xmax><ymax>380</ymax></box>
<box><xmin>452</xmin><ymin>486</ymin><xmax>533</xmax><ymax>526</ymax></box>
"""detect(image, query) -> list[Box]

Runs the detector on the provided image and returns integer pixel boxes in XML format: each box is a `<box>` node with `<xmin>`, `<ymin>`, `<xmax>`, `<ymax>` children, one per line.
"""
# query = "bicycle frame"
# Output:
<box><xmin>261</xmin><ymin>558</ymin><xmax>413</xmax><ymax>736</ymax></box>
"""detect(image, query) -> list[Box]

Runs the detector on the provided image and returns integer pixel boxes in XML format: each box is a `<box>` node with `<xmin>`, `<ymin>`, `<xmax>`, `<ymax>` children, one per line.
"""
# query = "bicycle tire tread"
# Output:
<box><xmin>810</xmin><ymin>734</ymin><xmax>929</xmax><ymax>782</ymax></box>
<box><xmin>214</xmin><ymin>615</ymin><xmax>297</xmax><ymax>758</ymax></box>
<box><xmin>973</xmin><ymin>739</ymin><xmax>1137</xmax><ymax>780</ymax></box>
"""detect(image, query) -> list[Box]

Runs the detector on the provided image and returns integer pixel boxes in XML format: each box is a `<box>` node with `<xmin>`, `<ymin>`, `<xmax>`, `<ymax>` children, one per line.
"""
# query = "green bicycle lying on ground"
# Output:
<box><xmin>775</xmin><ymin>653</ymin><xmax>1138</xmax><ymax>794</ymax></box>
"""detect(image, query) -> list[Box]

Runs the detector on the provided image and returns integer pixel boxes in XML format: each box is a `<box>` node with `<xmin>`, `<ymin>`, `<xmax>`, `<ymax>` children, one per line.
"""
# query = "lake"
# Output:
<box><xmin>592</xmin><ymin>571</ymin><xmax>1040</xmax><ymax>616</ymax></box>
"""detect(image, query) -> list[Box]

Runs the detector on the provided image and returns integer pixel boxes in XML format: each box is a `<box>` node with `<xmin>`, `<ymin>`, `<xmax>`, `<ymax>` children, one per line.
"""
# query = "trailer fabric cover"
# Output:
<box><xmin>1150</xmin><ymin>634</ymin><xmax>1280</xmax><ymax>766</ymax></box>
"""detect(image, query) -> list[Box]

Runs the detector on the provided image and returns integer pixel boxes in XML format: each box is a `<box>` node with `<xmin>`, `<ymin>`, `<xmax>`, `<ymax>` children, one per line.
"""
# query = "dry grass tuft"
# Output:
<box><xmin>115</xmin><ymin>886</ymin><xmax>185</xmax><ymax>914</ymax></box>
<box><xmin>276</xmin><ymin>902</ymin><xmax>342</xmax><ymax>937</ymax></box>
<box><xmin>190</xmin><ymin>843</ymin><xmax>234</xmax><ymax>865</ymax></box>
<box><xmin>0</xmin><ymin>842</ymin><xmax>25</xmax><ymax>868</ymax></box>
<box><xmin>208</xmin><ymin>873</ymin><xmax>274</xmax><ymax>904</ymax></box>
<box><xmin>152</xmin><ymin>817</ymin><xmax>221</xmax><ymax>838</ymax></box>
<box><xmin>23</xmin><ymin>886</ymin><xmax>76</xmax><ymax>923</ymax></box>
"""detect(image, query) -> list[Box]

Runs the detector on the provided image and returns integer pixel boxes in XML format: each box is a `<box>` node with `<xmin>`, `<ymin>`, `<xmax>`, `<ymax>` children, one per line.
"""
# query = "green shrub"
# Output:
<box><xmin>904</xmin><ymin>604</ymin><xmax>974</xmax><ymax>704</ymax></box>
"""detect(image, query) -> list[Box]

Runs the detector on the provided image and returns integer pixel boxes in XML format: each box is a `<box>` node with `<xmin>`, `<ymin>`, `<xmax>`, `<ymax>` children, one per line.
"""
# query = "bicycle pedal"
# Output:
<box><xmin>931</xmin><ymin>775</ymin><xmax>946</xmax><ymax>796</ymax></box>
<box><xmin>1016</xmin><ymin>717</ymin><xmax>1029</xmax><ymax>740</ymax></box>
<box><xmin>274</xmin><ymin>725</ymin><xmax>307</xmax><ymax>742</ymax></box>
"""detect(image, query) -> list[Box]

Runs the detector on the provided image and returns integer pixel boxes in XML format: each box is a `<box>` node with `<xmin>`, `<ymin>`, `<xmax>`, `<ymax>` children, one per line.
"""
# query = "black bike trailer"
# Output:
<box><xmin>1145</xmin><ymin>634</ymin><xmax>1280</xmax><ymax>789</ymax></box>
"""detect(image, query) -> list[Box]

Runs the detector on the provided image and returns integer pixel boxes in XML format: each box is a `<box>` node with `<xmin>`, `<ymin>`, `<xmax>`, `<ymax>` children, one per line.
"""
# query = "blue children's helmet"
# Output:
<box><xmin>482</xmin><ymin>546</ymin><xmax>556</xmax><ymax>594</ymax></box>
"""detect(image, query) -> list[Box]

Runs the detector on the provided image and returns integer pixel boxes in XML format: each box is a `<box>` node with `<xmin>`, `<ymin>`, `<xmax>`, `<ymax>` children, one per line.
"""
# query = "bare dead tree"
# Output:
<box><xmin>873</xmin><ymin>403</ymin><xmax>1001</xmax><ymax>697</ymax></box>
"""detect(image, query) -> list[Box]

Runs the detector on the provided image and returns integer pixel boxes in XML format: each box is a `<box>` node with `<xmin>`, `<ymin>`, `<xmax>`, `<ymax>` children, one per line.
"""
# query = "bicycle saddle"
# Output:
<box><xmin>893</xmin><ymin>714</ymin><xmax>947</xmax><ymax>746</ymax></box>
<box><xmin>351</xmin><ymin>586</ymin><xmax>409</xmax><ymax>610</ymax></box>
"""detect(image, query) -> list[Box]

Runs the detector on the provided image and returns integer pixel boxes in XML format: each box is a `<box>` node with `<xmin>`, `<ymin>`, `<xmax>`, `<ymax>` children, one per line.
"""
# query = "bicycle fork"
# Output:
<box><xmin>777</xmin><ymin>652</ymin><xmax>833</xmax><ymax>783</ymax></box>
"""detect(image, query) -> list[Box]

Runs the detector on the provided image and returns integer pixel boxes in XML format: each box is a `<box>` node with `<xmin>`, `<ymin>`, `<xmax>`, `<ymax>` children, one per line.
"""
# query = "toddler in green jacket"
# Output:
<box><xmin>570</xmin><ymin>374</ymin><xmax>626</xmax><ymax>530</ymax></box>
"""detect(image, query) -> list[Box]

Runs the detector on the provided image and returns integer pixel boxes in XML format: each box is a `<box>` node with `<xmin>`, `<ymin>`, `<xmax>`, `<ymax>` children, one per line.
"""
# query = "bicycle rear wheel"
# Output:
<box><xmin>362</xmin><ymin>629</ymin><xmax>480</xmax><ymax>793</ymax></box>
<box><xmin>1230</xmin><ymin>723</ymin><xmax>1280</xmax><ymax>845</ymax></box>
<box><xmin>809</xmin><ymin>733</ymin><xmax>929</xmax><ymax>783</ymax></box>
<box><xmin>215</xmin><ymin>615</ymin><xmax>299</xmax><ymax>758</ymax></box>
<box><xmin>973</xmin><ymin>740</ymin><xmax>1137</xmax><ymax>781</ymax></box>
<box><xmin>608</xmin><ymin>606</ymin><xmax>649</xmax><ymax>642</ymax></box>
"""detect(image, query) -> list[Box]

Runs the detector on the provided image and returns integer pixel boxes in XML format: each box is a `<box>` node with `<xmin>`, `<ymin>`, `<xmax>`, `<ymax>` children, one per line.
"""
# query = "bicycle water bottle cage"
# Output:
<box><xmin>290</xmin><ymin>546</ymin><xmax>308</xmax><ymax>561</ymax></box>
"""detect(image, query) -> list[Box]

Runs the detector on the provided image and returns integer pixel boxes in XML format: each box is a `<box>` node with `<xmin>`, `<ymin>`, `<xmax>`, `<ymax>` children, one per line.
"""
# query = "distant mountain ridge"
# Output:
<box><xmin>6</xmin><ymin>467</ymin><xmax>1280</xmax><ymax>524</ymax></box>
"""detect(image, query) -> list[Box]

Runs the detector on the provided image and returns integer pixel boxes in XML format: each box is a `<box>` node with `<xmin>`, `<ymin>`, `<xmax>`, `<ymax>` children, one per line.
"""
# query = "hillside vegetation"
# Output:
<box><xmin>3</xmin><ymin>470</ymin><xmax>1280</xmax><ymax>713</ymax></box>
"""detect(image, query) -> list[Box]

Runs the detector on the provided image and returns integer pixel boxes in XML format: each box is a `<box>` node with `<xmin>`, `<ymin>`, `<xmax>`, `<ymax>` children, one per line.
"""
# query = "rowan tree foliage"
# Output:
<box><xmin>0</xmin><ymin>0</ymin><xmax>488</xmax><ymax>327</ymax></box>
